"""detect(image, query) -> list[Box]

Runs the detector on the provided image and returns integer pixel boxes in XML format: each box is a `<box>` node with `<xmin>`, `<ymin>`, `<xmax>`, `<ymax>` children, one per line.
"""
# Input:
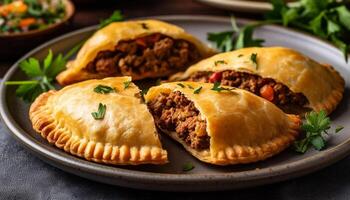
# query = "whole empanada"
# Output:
<box><xmin>170</xmin><ymin>47</ymin><xmax>345</xmax><ymax>115</ymax></box>
<box><xmin>30</xmin><ymin>77</ymin><xmax>168</xmax><ymax>165</ymax></box>
<box><xmin>57</xmin><ymin>20</ymin><xmax>215</xmax><ymax>85</ymax></box>
<box><xmin>145</xmin><ymin>82</ymin><xmax>301</xmax><ymax>165</ymax></box>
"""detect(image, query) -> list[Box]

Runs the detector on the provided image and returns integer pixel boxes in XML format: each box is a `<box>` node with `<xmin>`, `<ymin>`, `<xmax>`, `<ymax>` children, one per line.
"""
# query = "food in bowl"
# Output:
<box><xmin>0</xmin><ymin>0</ymin><xmax>66</xmax><ymax>34</ymax></box>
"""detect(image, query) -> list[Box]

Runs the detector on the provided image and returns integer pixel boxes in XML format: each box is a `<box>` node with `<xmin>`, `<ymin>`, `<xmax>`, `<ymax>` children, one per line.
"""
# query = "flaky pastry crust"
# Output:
<box><xmin>30</xmin><ymin>77</ymin><xmax>168</xmax><ymax>165</ymax></box>
<box><xmin>145</xmin><ymin>82</ymin><xmax>301</xmax><ymax>165</ymax></box>
<box><xmin>57</xmin><ymin>20</ymin><xmax>215</xmax><ymax>85</ymax></box>
<box><xmin>170</xmin><ymin>47</ymin><xmax>345</xmax><ymax>114</ymax></box>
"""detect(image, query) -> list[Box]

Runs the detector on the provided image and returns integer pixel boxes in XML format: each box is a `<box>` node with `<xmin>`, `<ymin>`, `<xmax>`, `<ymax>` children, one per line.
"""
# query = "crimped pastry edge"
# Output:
<box><xmin>159</xmin><ymin>115</ymin><xmax>300</xmax><ymax>166</ymax></box>
<box><xmin>29</xmin><ymin>90</ymin><xmax>168</xmax><ymax>165</ymax></box>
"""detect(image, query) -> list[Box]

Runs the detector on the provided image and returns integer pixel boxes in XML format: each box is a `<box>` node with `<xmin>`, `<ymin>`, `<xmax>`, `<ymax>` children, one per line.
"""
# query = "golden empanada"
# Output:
<box><xmin>30</xmin><ymin>77</ymin><xmax>168</xmax><ymax>165</ymax></box>
<box><xmin>170</xmin><ymin>47</ymin><xmax>345</xmax><ymax>115</ymax></box>
<box><xmin>145</xmin><ymin>82</ymin><xmax>301</xmax><ymax>165</ymax></box>
<box><xmin>57</xmin><ymin>20</ymin><xmax>215</xmax><ymax>85</ymax></box>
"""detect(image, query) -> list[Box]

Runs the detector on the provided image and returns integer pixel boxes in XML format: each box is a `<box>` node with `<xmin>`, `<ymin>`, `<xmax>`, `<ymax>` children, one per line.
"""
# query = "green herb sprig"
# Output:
<box><xmin>208</xmin><ymin>1</ymin><xmax>350</xmax><ymax>62</ymax></box>
<box><xmin>94</xmin><ymin>85</ymin><xmax>116</xmax><ymax>94</ymax></box>
<box><xmin>294</xmin><ymin>110</ymin><xmax>344</xmax><ymax>153</ymax></box>
<box><xmin>5</xmin><ymin>44</ymin><xmax>82</xmax><ymax>102</ymax></box>
<box><xmin>91</xmin><ymin>103</ymin><xmax>107</xmax><ymax>120</ymax></box>
<box><xmin>193</xmin><ymin>86</ymin><xmax>202</xmax><ymax>94</ymax></box>
<box><xmin>123</xmin><ymin>81</ymin><xmax>132</xmax><ymax>89</ymax></box>
<box><xmin>207</xmin><ymin>16</ymin><xmax>266</xmax><ymax>52</ymax></box>
<box><xmin>99</xmin><ymin>10</ymin><xmax>124</xmax><ymax>29</ymax></box>
<box><xmin>266</xmin><ymin>0</ymin><xmax>350</xmax><ymax>62</ymax></box>
<box><xmin>182</xmin><ymin>163</ymin><xmax>195</xmax><ymax>172</ymax></box>
<box><xmin>211</xmin><ymin>82</ymin><xmax>235</xmax><ymax>93</ymax></box>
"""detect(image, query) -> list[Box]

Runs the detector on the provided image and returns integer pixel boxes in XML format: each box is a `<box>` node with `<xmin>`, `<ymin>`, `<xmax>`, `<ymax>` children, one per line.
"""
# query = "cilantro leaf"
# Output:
<box><xmin>123</xmin><ymin>81</ymin><xmax>132</xmax><ymax>89</ymax></box>
<box><xmin>94</xmin><ymin>85</ymin><xmax>116</xmax><ymax>94</ymax></box>
<box><xmin>211</xmin><ymin>82</ymin><xmax>235</xmax><ymax>93</ymax></box>
<box><xmin>193</xmin><ymin>86</ymin><xmax>202</xmax><ymax>94</ymax></box>
<box><xmin>250</xmin><ymin>53</ymin><xmax>258</xmax><ymax>69</ymax></box>
<box><xmin>207</xmin><ymin>16</ymin><xmax>265</xmax><ymax>52</ymax></box>
<box><xmin>91</xmin><ymin>103</ymin><xmax>107</xmax><ymax>120</ymax></box>
<box><xmin>99</xmin><ymin>10</ymin><xmax>124</xmax><ymax>29</ymax></box>
<box><xmin>336</xmin><ymin>6</ymin><xmax>350</xmax><ymax>31</ymax></box>
<box><xmin>182</xmin><ymin>163</ymin><xmax>195</xmax><ymax>172</ymax></box>
<box><xmin>43</xmin><ymin>50</ymin><xmax>53</xmax><ymax>72</ymax></box>
<box><xmin>5</xmin><ymin>41</ymin><xmax>83</xmax><ymax>103</ymax></box>
<box><xmin>294</xmin><ymin>110</ymin><xmax>344</xmax><ymax>153</ymax></box>
<box><xmin>19</xmin><ymin>58</ymin><xmax>43</xmax><ymax>77</ymax></box>
<box><xmin>207</xmin><ymin>31</ymin><xmax>234</xmax><ymax>52</ymax></box>
<box><xmin>265</xmin><ymin>0</ymin><xmax>350</xmax><ymax>62</ymax></box>
<box><xmin>177</xmin><ymin>83</ymin><xmax>185</xmax><ymax>88</ymax></box>
<box><xmin>335</xmin><ymin>126</ymin><xmax>344</xmax><ymax>133</ymax></box>
<box><xmin>187</xmin><ymin>84</ymin><xmax>194</xmax><ymax>89</ymax></box>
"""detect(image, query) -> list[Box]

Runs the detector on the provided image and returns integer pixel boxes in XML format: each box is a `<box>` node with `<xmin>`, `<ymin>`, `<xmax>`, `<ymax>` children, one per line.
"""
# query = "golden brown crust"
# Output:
<box><xmin>145</xmin><ymin>82</ymin><xmax>301</xmax><ymax>165</ymax></box>
<box><xmin>30</xmin><ymin>77</ymin><xmax>168</xmax><ymax>165</ymax></box>
<box><xmin>56</xmin><ymin>19</ymin><xmax>216</xmax><ymax>86</ymax></box>
<box><xmin>170</xmin><ymin>47</ymin><xmax>345</xmax><ymax>115</ymax></box>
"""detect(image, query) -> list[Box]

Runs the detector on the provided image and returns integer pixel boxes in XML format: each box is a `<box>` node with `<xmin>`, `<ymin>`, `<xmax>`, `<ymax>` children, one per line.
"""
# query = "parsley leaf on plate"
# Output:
<box><xmin>207</xmin><ymin>16</ymin><xmax>265</xmax><ymax>52</ymax></box>
<box><xmin>294</xmin><ymin>110</ymin><xmax>344</xmax><ymax>153</ymax></box>
<box><xmin>182</xmin><ymin>163</ymin><xmax>195</xmax><ymax>172</ymax></box>
<box><xmin>5</xmin><ymin>42</ymin><xmax>83</xmax><ymax>103</ymax></box>
<box><xmin>265</xmin><ymin>0</ymin><xmax>350</xmax><ymax>62</ymax></box>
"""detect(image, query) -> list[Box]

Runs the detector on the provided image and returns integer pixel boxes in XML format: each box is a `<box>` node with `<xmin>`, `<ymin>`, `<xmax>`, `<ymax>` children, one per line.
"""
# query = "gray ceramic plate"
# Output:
<box><xmin>0</xmin><ymin>15</ymin><xmax>349</xmax><ymax>192</ymax></box>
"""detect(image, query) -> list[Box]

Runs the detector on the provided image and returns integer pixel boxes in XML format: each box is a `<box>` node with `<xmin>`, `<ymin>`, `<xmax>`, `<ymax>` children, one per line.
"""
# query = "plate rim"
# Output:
<box><xmin>195</xmin><ymin>0</ymin><xmax>300</xmax><ymax>13</ymax></box>
<box><xmin>0</xmin><ymin>15</ymin><xmax>349</xmax><ymax>190</ymax></box>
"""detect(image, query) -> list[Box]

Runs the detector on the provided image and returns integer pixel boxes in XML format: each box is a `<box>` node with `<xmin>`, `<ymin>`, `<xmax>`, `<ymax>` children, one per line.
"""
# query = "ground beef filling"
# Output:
<box><xmin>85</xmin><ymin>33</ymin><xmax>200</xmax><ymax>77</ymax></box>
<box><xmin>148</xmin><ymin>91</ymin><xmax>210</xmax><ymax>150</ymax></box>
<box><xmin>187</xmin><ymin>70</ymin><xmax>308</xmax><ymax>108</ymax></box>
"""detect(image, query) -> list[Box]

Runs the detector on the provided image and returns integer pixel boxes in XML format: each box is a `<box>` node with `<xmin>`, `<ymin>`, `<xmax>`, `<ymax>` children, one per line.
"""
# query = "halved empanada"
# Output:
<box><xmin>57</xmin><ymin>20</ymin><xmax>215</xmax><ymax>85</ymax></box>
<box><xmin>30</xmin><ymin>77</ymin><xmax>168</xmax><ymax>165</ymax></box>
<box><xmin>170</xmin><ymin>47</ymin><xmax>345</xmax><ymax>115</ymax></box>
<box><xmin>145</xmin><ymin>82</ymin><xmax>301</xmax><ymax>165</ymax></box>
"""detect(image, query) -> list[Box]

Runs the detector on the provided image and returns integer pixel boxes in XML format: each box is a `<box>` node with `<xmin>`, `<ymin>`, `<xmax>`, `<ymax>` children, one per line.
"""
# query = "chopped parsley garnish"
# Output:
<box><xmin>140</xmin><ymin>22</ymin><xmax>149</xmax><ymax>29</ymax></box>
<box><xmin>250</xmin><ymin>53</ymin><xmax>258</xmax><ymax>69</ymax></box>
<box><xmin>294</xmin><ymin>110</ymin><xmax>344</xmax><ymax>153</ymax></box>
<box><xmin>155</xmin><ymin>78</ymin><xmax>162</xmax><ymax>86</ymax></box>
<box><xmin>336</xmin><ymin>126</ymin><xmax>344</xmax><ymax>133</ymax></box>
<box><xmin>177</xmin><ymin>83</ymin><xmax>185</xmax><ymax>88</ymax></box>
<box><xmin>91</xmin><ymin>103</ymin><xmax>107</xmax><ymax>120</ymax></box>
<box><xmin>193</xmin><ymin>86</ymin><xmax>202</xmax><ymax>94</ymax></box>
<box><xmin>99</xmin><ymin>10</ymin><xmax>124</xmax><ymax>29</ymax></box>
<box><xmin>123</xmin><ymin>81</ymin><xmax>132</xmax><ymax>89</ymax></box>
<box><xmin>214</xmin><ymin>60</ymin><xmax>227</xmax><ymax>66</ymax></box>
<box><xmin>93</xmin><ymin>85</ymin><xmax>116</xmax><ymax>94</ymax></box>
<box><xmin>187</xmin><ymin>85</ymin><xmax>194</xmax><ymax>89</ymax></box>
<box><xmin>182</xmin><ymin>163</ymin><xmax>195</xmax><ymax>172</ymax></box>
<box><xmin>5</xmin><ymin>43</ymin><xmax>83</xmax><ymax>103</ymax></box>
<box><xmin>211</xmin><ymin>82</ymin><xmax>235</xmax><ymax>93</ymax></box>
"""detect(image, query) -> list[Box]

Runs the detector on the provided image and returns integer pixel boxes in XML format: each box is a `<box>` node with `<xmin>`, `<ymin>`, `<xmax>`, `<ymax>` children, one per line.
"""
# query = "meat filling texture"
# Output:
<box><xmin>85</xmin><ymin>33</ymin><xmax>200</xmax><ymax>77</ymax></box>
<box><xmin>148</xmin><ymin>91</ymin><xmax>210</xmax><ymax>150</ymax></box>
<box><xmin>187</xmin><ymin>70</ymin><xmax>308</xmax><ymax>109</ymax></box>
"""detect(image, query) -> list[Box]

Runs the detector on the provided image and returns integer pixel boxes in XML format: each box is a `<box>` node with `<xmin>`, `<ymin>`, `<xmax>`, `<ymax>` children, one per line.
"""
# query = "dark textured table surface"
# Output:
<box><xmin>1</xmin><ymin>1</ymin><xmax>350</xmax><ymax>199</ymax></box>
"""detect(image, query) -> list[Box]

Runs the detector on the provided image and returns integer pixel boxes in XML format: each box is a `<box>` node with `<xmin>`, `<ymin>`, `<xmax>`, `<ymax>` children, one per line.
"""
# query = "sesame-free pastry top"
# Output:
<box><xmin>145</xmin><ymin>81</ymin><xmax>301</xmax><ymax>165</ymax></box>
<box><xmin>170</xmin><ymin>47</ymin><xmax>345</xmax><ymax>115</ymax></box>
<box><xmin>56</xmin><ymin>20</ymin><xmax>215</xmax><ymax>85</ymax></box>
<box><xmin>29</xmin><ymin>77</ymin><xmax>168</xmax><ymax>165</ymax></box>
